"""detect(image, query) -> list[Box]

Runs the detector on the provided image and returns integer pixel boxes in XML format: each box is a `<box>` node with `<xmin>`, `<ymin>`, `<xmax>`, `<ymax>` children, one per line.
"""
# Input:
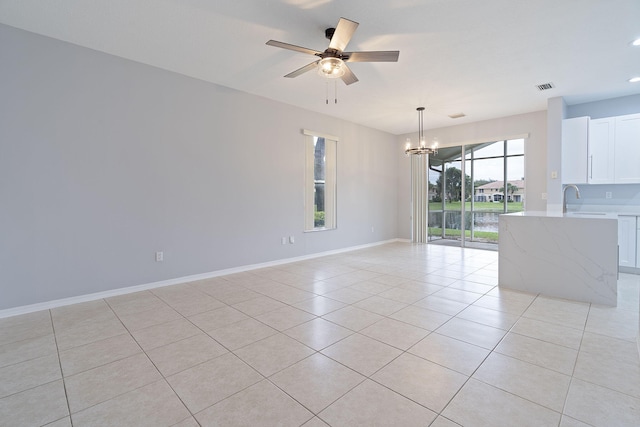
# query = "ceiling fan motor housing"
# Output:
<box><xmin>325</xmin><ymin>27</ymin><xmax>336</xmax><ymax>41</ymax></box>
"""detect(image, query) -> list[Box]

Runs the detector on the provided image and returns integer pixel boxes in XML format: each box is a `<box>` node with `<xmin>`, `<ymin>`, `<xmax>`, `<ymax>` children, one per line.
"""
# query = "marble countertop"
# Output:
<box><xmin>568</xmin><ymin>205</ymin><xmax>640</xmax><ymax>216</ymax></box>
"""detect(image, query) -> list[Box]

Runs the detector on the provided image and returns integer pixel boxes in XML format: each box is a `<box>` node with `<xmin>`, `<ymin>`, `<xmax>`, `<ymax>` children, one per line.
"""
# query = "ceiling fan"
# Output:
<box><xmin>266</xmin><ymin>17</ymin><xmax>399</xmax><ymax>85</ymax></box>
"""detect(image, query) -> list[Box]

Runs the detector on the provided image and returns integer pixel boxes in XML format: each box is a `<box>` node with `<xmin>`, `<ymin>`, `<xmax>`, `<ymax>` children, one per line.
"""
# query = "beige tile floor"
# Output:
<box><xmin>1</xmin><ymin>242</ymin><xmax>639</xmax><ymax>426</ymax></box>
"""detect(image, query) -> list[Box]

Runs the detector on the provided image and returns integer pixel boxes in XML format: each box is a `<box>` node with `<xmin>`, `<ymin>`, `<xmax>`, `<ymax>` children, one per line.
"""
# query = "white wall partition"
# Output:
<box><xmin>410</xmin><ymin>154</ymin><xmax>429</xmax><ymax>243</ymax></box>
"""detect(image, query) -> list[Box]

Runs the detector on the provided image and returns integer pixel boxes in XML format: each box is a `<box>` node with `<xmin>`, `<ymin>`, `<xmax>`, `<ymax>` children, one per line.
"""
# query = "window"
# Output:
<box><xmin>304</xmin><ymin>130</ymin><xmax>337</xmax><ymax>231</ymax></box>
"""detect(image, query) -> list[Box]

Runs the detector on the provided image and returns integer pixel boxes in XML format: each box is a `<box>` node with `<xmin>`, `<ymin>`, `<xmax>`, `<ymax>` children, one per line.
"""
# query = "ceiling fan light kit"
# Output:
<box><xmin>318</xmin><ymin>57</ymin><xmax>345</xmax><ymax>78</ymax></box>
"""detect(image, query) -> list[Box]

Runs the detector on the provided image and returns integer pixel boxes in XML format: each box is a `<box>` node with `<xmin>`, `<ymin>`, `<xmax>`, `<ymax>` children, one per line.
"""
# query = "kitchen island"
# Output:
<box><xmin>499</xmin><ymin>211</ymin><xmax>618</xmax><ymax>306</ymax></box>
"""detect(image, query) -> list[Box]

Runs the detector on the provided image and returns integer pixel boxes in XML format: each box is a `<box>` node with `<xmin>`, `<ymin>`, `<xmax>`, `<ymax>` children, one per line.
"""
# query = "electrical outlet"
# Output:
<box><xmin>155</xmin><ymin>251</ymin><xmax>163</xmax><ymax>262</ymax></box>
<box><xmin>541</xmin><ymin>193</ymin><xmax>547</xmax><ymax>200</ymax></box>
<box><xmin>551</xmin><ymin>171</ymin><xmax>558</xmax><ymax>179</ymax></box>
<box><xmin>605</xmin><ymin>191</ymin><xmax>612</xmax><ymax>199</ymax></box>
<box><xmin>289</xmin><ymin>236</ymin><xmax>295</xmax><ymax>244</ymax></box>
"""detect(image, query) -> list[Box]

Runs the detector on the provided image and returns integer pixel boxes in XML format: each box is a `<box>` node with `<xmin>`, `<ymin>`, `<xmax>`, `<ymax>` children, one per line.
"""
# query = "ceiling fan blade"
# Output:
<box><xmin>340</xmin><ymin>64</ymin><xmax>359</xmax><ymax>85</ymax></box>
<box><xmin>329</xmin><ymin>18</ymin><xmax>359</xmax><ymax>52</ymax></box>
<box><xmin>344</xmin><ymin>51</ymin><xmax>400</xmax><ymax>62</ymax></box>
<box><xmin>266</xmin><ymin>40</ymin><xmax>321</xmax><ymax>56</ymax></box>
<box><xmin>284</xmin><ymin>61</ymin><xmax>319</xmax><ymax>78</ymax></box>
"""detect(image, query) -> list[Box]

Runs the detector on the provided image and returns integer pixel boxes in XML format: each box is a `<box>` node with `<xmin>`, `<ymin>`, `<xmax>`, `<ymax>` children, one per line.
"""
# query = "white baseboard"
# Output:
<box><xmin>0</xmin><ymin>238</ymin><xmax>403</xmax><ymax>319</ymax></box>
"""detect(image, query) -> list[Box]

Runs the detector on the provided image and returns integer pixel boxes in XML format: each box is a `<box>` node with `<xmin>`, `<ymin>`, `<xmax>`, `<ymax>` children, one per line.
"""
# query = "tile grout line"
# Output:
<box><xmin>432</xmin><ymin>290</ymin><xmax>543</xmax><ymax>421</ymax></box>
<box><xmin>104</xmin><ymin>294</ymin><xmax>218</xmax><ymax>424</ymax></box>
<box><xmin>49</xmin><ymin>308</ymin><xmax>73</xmax><ymax>426</ymax></box>
<box><xmin>59</xmin><ymin>298</ymin><xmax>172</xmax><ymax>419</ymax></box>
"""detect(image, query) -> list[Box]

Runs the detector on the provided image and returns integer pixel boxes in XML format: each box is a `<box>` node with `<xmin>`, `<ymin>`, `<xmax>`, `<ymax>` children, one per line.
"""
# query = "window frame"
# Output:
<box><xmin>303</xmin><ymin>129</ymin><xmax>338</xmax><ymax>232</ymax></box>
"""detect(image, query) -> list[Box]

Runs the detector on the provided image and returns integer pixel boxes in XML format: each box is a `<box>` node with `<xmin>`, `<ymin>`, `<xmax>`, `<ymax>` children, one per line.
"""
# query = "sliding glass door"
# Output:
<box><xmin>428</xmin><ymin>139</ymin><xmax>525</xmax><ymax>248</ymax></box>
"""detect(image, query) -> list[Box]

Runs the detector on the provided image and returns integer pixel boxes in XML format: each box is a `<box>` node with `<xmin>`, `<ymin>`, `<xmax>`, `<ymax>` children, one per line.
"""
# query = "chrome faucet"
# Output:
<box><xmin>562</xmin><ymin>184</ymin><xmax>581</xmax><ymax>213</ymax></box>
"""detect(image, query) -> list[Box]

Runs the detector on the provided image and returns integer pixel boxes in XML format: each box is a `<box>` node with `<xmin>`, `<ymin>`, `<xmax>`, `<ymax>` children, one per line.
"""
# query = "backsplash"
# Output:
<box><xmin>566</xmin><ymin>183</ymin><xmax>640</xmax><ymax>213</ymax></box>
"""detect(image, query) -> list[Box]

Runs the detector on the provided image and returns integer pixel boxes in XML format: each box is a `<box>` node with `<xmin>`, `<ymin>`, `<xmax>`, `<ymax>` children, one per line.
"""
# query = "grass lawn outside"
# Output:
<box><xmin>428</xmin><ymin>201</ymin><xmax>523</xmax><ymax>213</ymax></box>
<box><xmin>428</xmin><ymin>227</ymin><xmax>499</xmax><ymax>243</ymax></box>
<box><xmin>426</xmin><ymin>201</ymin><xmax>522</xmax><ymax>243</ymax></box>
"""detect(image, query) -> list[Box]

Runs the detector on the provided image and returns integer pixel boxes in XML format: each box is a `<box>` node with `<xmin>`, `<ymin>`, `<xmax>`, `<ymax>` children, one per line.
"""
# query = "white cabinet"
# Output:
<box><xmin>618</xmin><ymin>215</ymin><xmax>638</xmax><ymax>268</ymax></box>
<box><xmin>614</xmin><ymin>113</ymin><xmax>640</xmax><ymax>183</ymax></box>
<box><xmin>561</xmin><ymin>117</ymin><xmax>589</xmax><ymax>184</ymax></box>
<box><xmin>588</xmin><ymin>117</ymin><xmax>615</xmax><ymax>184</ymax></box>
<box><xmin>563</xmin><ymin>113</ymin><xmax>640</xmax><ymax>185</ymax></box>
<box><xmin>637</xmin><ymin>219</ymin><xmax>640</xmax><ymax>268</ymax></box>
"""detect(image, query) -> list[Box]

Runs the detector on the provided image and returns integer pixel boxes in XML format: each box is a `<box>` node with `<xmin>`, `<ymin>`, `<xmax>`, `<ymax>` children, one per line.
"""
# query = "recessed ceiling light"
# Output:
<box><xmin>632</xmin><ymin>38</ymin><xmax>640</xmax><ymax>46</ymax></box>
<box><xmin>629</xmin><ymin>76</ymin><xmax>640</xmax><ymax>83</ymax></box>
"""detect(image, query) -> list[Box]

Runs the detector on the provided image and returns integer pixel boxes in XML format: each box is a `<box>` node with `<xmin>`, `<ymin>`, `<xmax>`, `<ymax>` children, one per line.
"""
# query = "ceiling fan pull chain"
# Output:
<box><xmin>335</xmin><ymin>80</ymin><xmax>338</xmax><ymax>104</ymax></box>
<box><xmin>326</xmin><ymin>80</ymin><xmax>329</xmax><ymax>105</ymax></box>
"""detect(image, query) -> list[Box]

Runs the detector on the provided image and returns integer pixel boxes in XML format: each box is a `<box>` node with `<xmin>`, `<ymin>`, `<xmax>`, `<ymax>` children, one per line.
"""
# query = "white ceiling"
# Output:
<box><xmin>1</xmin><ymin>0</ymin><xmax>639</xmax><ymax>135</ymax></box>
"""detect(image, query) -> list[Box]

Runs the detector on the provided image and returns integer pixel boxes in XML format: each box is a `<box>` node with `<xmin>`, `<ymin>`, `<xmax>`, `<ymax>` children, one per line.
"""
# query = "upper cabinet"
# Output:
<box><xmin>561</xmin><ymin>117</ymin><xmax>589</xmax><ymax>184</ymax></box>
<box><xmin>588</xmin><ymin>117</ymin><xmax>615</xmax><ymax>184</ymax></box>
<box><xmin>614</xmin><ymin>113</ymin><xmax>640</xmax><ymax>183</ymax></box>
<box><xmin>562</xmin><ymin>113</ymin><xmax>640</xmax><ymax>184</ymax></box>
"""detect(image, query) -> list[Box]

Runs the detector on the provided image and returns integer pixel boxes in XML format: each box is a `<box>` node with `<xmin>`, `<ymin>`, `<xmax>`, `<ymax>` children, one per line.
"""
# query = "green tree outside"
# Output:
<box><xmin>434</xmin><ymin>167</ymin><xmax>472</xmax><ymax>202</ymax></box>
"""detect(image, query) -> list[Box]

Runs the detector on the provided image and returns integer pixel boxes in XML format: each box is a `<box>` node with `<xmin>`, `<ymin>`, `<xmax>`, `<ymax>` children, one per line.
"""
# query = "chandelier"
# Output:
<box><xmin>404</xmin><ymin>107</ymin><xmax>438</xmax><ymax>156</ymax></box>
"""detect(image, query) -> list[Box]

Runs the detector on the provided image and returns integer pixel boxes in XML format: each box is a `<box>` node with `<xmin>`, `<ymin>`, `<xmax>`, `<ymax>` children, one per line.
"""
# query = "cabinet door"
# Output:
<box><xmin>588</xmin><ymin>118</ymin><xmax>615</xmax><ymax>184</ymax></box>
<box><xmin>637</xmin><ymin>222</ymin><xmax>640</xmax><ymax>268</ymax></box>
<box><xmin>614</xmin><ymin>113</ymin><xmax>640</xmax><ymax>183</ymax></box>
<box><xmin>618</xmin><ymin>215</ymin><xmax>637</xmax><ymax>267</ymax></box>
<box><xmin>561</xmin><ymin>117</ymin><xmax>589</xmax><ymax>184</ymax></box>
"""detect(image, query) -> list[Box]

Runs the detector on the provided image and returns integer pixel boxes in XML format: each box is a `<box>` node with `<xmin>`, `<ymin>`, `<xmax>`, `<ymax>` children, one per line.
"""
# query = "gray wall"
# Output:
<box><xmin>396</xmin><ymin>111</ymin><xmax>548</xmax><ymax>239</ymax></box>
<box><xmin>0</xmin><ymin>24</ymin><xmax>398</xmax><ymax>310</ymax></box>
<box><xmin>566</xmin><ymin>94</ymin><xmax>640</xmax><ymax>119</ymax></box>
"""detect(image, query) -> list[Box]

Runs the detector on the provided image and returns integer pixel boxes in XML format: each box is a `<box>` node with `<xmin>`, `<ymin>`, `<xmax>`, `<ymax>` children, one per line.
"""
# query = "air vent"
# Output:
<box><xmin>536</xmin><ymin>82</ymin><xmax>555</xmax><ymax>91</ymax></box>
<box><xmin>448</xmin><ymin>112</ymin><xmax>466</xmax><ymax>119</ymax></box>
